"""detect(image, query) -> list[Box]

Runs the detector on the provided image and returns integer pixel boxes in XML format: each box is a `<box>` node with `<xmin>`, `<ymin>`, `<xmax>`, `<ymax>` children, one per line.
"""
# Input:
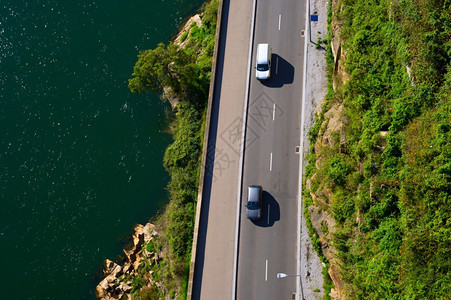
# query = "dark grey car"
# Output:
<box><xmin>246</xmin><ymin>185</ymin><xmax>262</xmax><ymax>220</ymax></box>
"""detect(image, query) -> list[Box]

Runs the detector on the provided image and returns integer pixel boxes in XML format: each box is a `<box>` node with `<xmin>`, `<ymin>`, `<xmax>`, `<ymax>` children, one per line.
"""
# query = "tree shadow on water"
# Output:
<box><xmin>261</xmin><ymin>54</ymin><xmax>295</xmax><ymax>88</ymax></box>
<box><xmin>252</xmin><ymin>191</ymin><xmax>280</xmax><ymax>227</ymax></box>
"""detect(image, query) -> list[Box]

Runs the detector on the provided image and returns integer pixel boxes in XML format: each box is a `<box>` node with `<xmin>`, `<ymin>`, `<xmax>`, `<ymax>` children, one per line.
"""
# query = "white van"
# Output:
<box><xmin>256</xmin><ymin>43</ymin><xmax>272</xmax><ymax>80</ymax></box>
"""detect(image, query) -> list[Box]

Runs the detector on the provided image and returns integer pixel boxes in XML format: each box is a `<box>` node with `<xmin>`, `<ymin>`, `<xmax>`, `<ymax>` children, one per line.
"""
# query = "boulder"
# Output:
<box><xmin>123</xmin><ymin>248</ymin><xmax>137</xmax><ymax>264</ymax></box>
<box><xmin>134</xmin><ymin>223</ymin><xmax>154</xmax><ymax>245</ymax></box>
<box><xmin>122</xmin><ymin>262</ymin><xmax>133</xmax><ymax>274</ymax></box>
<box><xmin>96</xmin><ymin>274</ymin><xmax>118</xmax><ymax>299</ymax></box>
<box><xmin>104</xmin><ymin>259</ymin><xmax>121</xmax><ymax>276</ymax></box>
<box><xmin>305</xmin><ymin>178</ymin><xmax>312</xmax><ymax>191</ymax></box>
<box><xmin>119</xmin><ymin>283</ymin><xmax>132</xmax><ymax>293</ymax></box>
<box><xmin>133</xmin><ymin>256</ymin><xmax>142</xmax><ymax>271</ymax></box>
<box><xmin>329</xmin><ymin>288</ymin><xmax>340</xmax><ymax>300</ymax></box>
<box><xmin>322</xmin><ymin>186</ymin><xmax>333</xmax><ymax>203</ymax></box>
<box><xmin>95</xmin><ymin>282</ymin><xmax>108</xmax><ymax>299</ymax></box>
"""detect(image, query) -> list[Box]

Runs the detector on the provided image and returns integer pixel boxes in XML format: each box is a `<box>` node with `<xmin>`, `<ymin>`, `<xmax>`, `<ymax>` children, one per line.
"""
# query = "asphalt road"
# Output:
<box><xmin>190</xmin><ymin>0</ymin><xmax>255</xmax><ymax>299</ymax></box>
<box><xmin>237</xmin><ymin>0</ymin><xmax>306</xmax><ymax>298</ymax></box>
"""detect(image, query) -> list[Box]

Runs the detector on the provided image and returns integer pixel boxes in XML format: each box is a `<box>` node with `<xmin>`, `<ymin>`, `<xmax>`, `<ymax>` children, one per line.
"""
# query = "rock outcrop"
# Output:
<box><xmin>314</xmin><ymin>102</ymin><xmax>345</xmax><ymax>157</ymax></box>
<box><xmin>330</xmin><ymin>0</ymin><xmax>349</xmax><ymax>89</ymax></box>
<box><xmin>96</xmin><ymin>223</ymin><xmax>159</xmax><ymax>300</ymax></box>
<box><xmin>164</xmin><ymin>14</ymin><xmax>202</xmax><ymax>109</ymax></box>
<box><xmin>308</xmin><ymin>34</ymin><xmax>348</xmax><ymax>299</ymax></box>
<box><xmin>309</xmin><ymin>100</ymin><xmax>347</xmax><ymax>299</ymax></box>
<box><xmin>173</xmin><ymin>14</ymin><xmax>202</xmax><ymax>48</ymax></box>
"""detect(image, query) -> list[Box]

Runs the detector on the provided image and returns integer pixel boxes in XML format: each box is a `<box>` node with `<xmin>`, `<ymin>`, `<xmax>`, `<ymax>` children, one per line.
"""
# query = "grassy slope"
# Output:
<box><xmin>306</xmin><ymin>0</ymin><xmax>450</xmax><ymax>298</ymax></box>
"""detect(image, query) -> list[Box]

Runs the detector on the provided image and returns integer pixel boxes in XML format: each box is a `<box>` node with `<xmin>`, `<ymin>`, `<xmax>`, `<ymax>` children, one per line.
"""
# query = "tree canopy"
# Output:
<box><xmin>128</xmin><ymin>43</ymin><xmax>198</xmax><ymax>98</ymax></box>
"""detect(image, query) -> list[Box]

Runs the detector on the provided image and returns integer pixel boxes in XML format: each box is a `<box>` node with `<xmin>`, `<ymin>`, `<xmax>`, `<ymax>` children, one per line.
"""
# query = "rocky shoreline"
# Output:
<box><xmin>95</xmin><ymin>223</ymin><xmax>159</xmax><ymax>299</ymax></box>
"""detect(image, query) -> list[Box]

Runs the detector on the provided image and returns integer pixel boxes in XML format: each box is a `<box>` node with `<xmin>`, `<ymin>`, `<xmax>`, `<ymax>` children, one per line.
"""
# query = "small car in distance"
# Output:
<box><xmin>246</xmin><ymin>185</ymin><xmax>263</xmax><ymax>220</ymax></box>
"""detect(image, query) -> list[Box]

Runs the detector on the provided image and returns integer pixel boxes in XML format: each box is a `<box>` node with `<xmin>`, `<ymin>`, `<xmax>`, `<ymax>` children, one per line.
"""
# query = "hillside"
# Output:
<box><xmin>305</xmin><ymin>0</ymin><xmax>450</xmax><ymax>298</ymax></box>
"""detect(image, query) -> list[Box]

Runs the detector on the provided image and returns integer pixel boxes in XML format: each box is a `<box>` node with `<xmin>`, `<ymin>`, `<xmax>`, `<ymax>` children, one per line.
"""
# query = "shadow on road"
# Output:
<box><xmin>261</xmin><ymin>53</ymin><xmax>295</xmax><ymax>88</ymax></box>
<box><xmin>252</xmin><ymin>191</ymin><xmax>280</xmax><ymax>227</ymax></box>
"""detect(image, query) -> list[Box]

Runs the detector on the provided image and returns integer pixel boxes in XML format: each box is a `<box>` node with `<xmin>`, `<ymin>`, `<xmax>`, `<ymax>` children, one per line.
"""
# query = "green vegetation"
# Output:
<box><xmin>306</xmin><ymin>0</ymin><xmax>450</xmax><ymax>298</ymax></box>
<box><xmin>127</xmin><ymin>0</ymin><xmax>219</xmax><ymax>298</ymax></box>
<box><xmin>128</xmin><ymin>0</ymin><xmax>218</xmax><ymax>103</ymax></box>
<box><xmin>162</xmin><ymin>101</ymin><xmax>204</xmax><ymax>274</ymax></box>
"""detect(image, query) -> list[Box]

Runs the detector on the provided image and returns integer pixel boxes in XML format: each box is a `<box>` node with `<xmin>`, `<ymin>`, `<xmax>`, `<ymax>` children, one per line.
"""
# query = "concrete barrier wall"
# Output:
<box><xmin>186</xmin><ymin>0</ymin><xmax>225</xmax><ymax>298</ymax></box>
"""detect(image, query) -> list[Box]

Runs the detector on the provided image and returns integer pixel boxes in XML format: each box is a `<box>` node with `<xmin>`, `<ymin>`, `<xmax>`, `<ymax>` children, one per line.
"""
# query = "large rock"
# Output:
<box><xmin>123</xmin><ymin>223</ymin><xmax>156</xmax><ymax>265</ymax></box>
<box><xmin>308</xmin><ymin>205</ymin><xmax>336</xmax><ymax>246</ymax></box>
<box><xmin>96</xmin><ymin>273</ymin><xmax>119</xmax><ymax>299</ymax></box>
<box><xmin>322</xmin><ymin>186</ymin><xmax>333</xmax><ymax>203</ymax></box>
<box><xmin>119</xmin><ymin>283</ymin><xmax>132</xmax><ymax>293</ymax></box>
<box><xmin>314</xmin><ymin>102</ymin><xmax>345</xmax><ymax>169</ymax></box>
<box><xmin>123</xmin><ymin>248</ymin><xmax>137</xmax><ymax>264</ymax></box>
<box><xmin>134</xmin><ymin>223</ymin><xmax>154</xmax><ymax>245</ymax></box>
<box><xmin>95</xmin><ymin>280</ymin><xmax>110</xmax><ymax>298</ymax></box>
<box><xmin>328</xmin><ymin>264</ymin><xmax>345</xmax><ymax>300</ymax></box>
<box><xmin>104</xmin><ymin>259</ymin><xmax>122</xmax><ymax>276</ymax></box>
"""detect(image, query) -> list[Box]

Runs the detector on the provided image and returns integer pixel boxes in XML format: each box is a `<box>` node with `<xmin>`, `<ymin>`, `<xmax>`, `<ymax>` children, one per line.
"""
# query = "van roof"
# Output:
<box><xmin>256</xmin><ymin>43</ymin><xmax>269</xmax><ymax>63</ymax></box>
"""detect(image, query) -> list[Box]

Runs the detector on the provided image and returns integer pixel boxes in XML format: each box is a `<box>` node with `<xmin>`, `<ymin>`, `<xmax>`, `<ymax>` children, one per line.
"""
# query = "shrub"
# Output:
<box><xmin>180</xmin><ymin>31</ymin><xmax>188</xmax><ymax>43</ymax></box>
<box><xmin>327</xmin><ymin>155</ymin><xmax>350</xmax><ymax>186</ymax></box>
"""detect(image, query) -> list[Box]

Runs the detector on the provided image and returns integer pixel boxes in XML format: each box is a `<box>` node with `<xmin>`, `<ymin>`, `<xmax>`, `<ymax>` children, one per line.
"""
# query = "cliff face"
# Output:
<box><xmin>306</xmin><ymin>105</ymin><xmax>345</xmax><ymax>300</ymax></box>
<box><xmin>307</xmin><ymin>108</ymin><xmax>347</xmax><ymax>300</ymax></box>
<box><xmin>305</xmin><ymin>1</ymin><xmax>348</xmax><ymax>298</ymax></box>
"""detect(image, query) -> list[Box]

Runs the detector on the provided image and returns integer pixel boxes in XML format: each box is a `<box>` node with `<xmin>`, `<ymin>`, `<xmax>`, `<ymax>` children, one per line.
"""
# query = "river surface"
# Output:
<box><xmin>0</xmin><ymin>0</ymin><xmax>204</xmax><ymax>298</ymax></box>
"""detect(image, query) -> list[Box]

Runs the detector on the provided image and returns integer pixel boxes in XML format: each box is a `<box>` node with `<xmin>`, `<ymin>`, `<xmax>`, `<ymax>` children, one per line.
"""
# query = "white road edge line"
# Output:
<box><xmin>233</xmin><ymin>0</ymin><xmax>258</xmax><ymax>297</ymax></box>
<box><xmin>278</xmin><ymin>14</ymin><xmax>281</xmax><ymax>30</ymax></box>
<box><xmin>265</xmin><ymin>259</ymin><xmax>268</xmax><ymax>281</ymax></box>
<box><xmin>270</xmin><ymin>152</ymin><xmax>273</xmax><ymax>171</ymax></box>
<box><xmin>273</xmin><ymin>102</ymin><xmax>276</xmax><ymax>121</ymax></box>
<box><xmin>297</xmin><ymin>0</ymin><xmax>310</xmax><ymax>299</ymax></box>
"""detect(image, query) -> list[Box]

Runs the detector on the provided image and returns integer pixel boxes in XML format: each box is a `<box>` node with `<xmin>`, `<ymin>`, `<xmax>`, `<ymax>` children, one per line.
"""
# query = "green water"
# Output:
<box><xmin>0</xmin><ymin>0</ymin><xmax>204</xmax><ymax>298</ymax></box>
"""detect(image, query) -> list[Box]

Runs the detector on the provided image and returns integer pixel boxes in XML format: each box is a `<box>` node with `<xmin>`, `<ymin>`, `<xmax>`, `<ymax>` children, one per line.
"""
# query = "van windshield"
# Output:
<box><xmin>257</xmin><ymin>63</ymin><xmax>269</xmax><ymax>71</ymax></box>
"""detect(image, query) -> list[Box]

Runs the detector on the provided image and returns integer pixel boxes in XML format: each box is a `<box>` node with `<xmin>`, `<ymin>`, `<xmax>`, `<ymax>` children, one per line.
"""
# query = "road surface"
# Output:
<box><xmin>190</xmin><ymin>0</ymin><xmax>329</xmax><ymax>298</ymax></box>
<box><xmin>236</xmin><ymin>0</ymin><xmax>306</xmax><ymax>299</ymax></box>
